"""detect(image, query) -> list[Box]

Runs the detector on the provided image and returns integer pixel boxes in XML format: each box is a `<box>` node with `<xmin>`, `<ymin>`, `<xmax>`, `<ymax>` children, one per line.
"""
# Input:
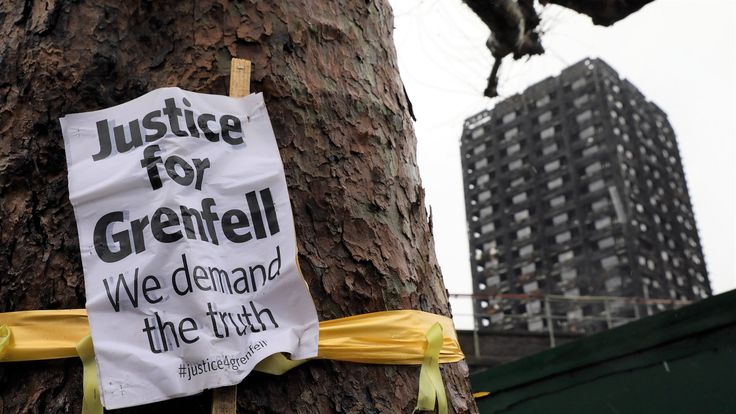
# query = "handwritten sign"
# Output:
<box><xmin>61</xmin><ymin>88</ymin><xmax>319</xmax><ymax>409</ymax></box>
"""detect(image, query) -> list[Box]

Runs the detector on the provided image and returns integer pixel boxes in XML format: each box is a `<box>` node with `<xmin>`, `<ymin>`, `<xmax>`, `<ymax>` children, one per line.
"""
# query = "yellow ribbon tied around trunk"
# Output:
<box><xmin>414</xmin><ymin>323</ymin><xmax>447</xmax><ymax>413</ymax></box>
<box><xmin>0</xmin><ymin>309</ymin><xmax>462</xmax><ymax>414</ymax></box>
<box><xmin>76</xmin><ymin>336</ymin><xmax>103</xmax><ymax>414</ymax></box>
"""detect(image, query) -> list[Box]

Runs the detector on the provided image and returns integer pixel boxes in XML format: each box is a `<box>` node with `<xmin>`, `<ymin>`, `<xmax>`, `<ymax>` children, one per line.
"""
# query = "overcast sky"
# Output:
<box><xmin>390</xmin><ymin>0</ymin><xmax>735</xmax><ymax>328</ymax></box>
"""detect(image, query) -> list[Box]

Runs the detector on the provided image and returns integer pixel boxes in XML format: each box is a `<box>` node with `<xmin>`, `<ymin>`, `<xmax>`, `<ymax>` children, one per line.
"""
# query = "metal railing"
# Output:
<box><xmin>448</xmin><ymin>293</ymin><xmax>692</xmax><ymax>353</ymax></box>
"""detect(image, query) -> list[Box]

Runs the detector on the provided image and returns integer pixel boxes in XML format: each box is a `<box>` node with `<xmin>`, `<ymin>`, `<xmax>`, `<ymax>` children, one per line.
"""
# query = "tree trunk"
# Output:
<box><xmin>0</xmin><ymin>1</ymin><xmax>476</xmax><ymax>413</ymax></box>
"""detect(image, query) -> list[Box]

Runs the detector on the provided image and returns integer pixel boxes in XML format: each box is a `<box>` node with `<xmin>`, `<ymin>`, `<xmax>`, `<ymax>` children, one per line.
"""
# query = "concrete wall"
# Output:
<box><xmin>457</xmin><ymin>330</ymin><xmax>583</xmax><ymax>372</ymax></box>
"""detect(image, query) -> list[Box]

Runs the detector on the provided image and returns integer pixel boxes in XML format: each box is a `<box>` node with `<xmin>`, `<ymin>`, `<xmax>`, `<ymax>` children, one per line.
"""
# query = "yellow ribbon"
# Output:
<box><xmin>0</xmin><ymin>324</ymin><xmax>10</xmax><ymax>360</ymax></box>
<box><xmin>0</xmin><ymin>309</ymin><xmax>464</xmax><ymax>412</ymax></box>
<box><xmin>414</xmin><ymin>323</ymin><xmax>447</xmax><ymax>414</ymax></box>
<box><xmin>76</xmin><ymin>335</ymin><xmax>103</xmax><ymax>414</ymax></box>
<box><xmin>0</xmin><ymin>309</ymin><xmax>88</xmax><ymax>361</ymax></box>
<box><xmin>0</xmin><ymin>309</ymin><xmax>463</xmax><ymax>364</ymax></box>
<box><xmin>254</xmin><ymin>352</ymin><xmax>308</xmax><ymax>375</ymax></box>
<box><xmin>317</xmin><ymin>310</ymin><xmax>463</xmax><ymax>365</ymax></box>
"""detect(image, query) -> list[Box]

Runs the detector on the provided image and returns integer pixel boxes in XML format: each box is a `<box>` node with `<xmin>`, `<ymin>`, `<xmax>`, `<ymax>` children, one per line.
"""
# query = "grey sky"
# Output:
<box><xmin>391</xmin><ymin>0</ymin><xmax>735</xmax><ymax>328</ymax></box>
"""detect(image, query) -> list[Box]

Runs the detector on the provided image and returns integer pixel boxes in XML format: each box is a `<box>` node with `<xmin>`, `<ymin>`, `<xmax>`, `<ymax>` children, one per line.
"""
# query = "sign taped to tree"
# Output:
<box><xmin>60</xmin><ymin>88</ymin><xmax>319</xmax><ymax>409</ymax></box>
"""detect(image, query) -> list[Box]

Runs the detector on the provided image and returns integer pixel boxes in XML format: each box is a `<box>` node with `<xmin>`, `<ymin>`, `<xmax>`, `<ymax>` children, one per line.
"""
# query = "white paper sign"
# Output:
<box><xmin>60</xmin><ymin>88</ymin><xmax>319</xmax><ymax>409</ymax></box>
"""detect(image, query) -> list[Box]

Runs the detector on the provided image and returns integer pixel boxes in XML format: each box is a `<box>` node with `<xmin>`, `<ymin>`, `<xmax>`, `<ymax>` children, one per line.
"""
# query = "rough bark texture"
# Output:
<box><xmin>0</xmin><ymin>1</ymin><xmax>476</xmax><ymax>413</ymax></box>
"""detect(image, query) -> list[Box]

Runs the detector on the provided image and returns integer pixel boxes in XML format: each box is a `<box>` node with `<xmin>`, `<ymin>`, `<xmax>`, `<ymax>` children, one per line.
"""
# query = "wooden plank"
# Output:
<box><xmin>229</xmin><ymin>58</ymin><xmax>252</xmax><ymax>97</ymax></box>
<box><xmin>210</xmin><ymin>57</ymin><xmax>252</xmax><ymax>414</ymax></box>
<box><xmin>211</xmin><ymin>386</ymin><xmax>237</xmax><ymax>414</ymax></box>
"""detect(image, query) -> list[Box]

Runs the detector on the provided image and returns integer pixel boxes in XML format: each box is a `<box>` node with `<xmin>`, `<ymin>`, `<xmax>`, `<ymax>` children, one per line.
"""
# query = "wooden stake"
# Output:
<box><xmin>229</xmin><ymin>58</ymin><xmax>252</xmax><ymax>97</ymax></box>
<box><xmin>211</xmin><ymin>386</ymin><xmax>237</xmax><ymax>414</ymax></box>
<box><xmin>210</xmin><ymin>57</ymin><xmax>253</xmax><ymax>414</ymax></box>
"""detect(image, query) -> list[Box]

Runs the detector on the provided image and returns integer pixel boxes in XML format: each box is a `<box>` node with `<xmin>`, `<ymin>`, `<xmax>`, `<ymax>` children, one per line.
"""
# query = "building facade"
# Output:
<box><xmin>461</xmin><ymin>58</ymin><xmax>710</xmax><ymax>333</ymax></box>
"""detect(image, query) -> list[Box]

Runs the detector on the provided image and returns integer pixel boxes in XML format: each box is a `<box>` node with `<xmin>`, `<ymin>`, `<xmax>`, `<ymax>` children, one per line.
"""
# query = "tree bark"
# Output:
<box><xmin>0</xmin><ymin>1</ymin><xmax>476</xmax><ymax>413</ymax></box>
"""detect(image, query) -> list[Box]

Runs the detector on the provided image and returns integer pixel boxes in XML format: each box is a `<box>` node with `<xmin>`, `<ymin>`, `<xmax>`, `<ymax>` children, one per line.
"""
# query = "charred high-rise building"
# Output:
<box><xmin>461</xmin><ymin>58</ymin><xmax>710</xmax><ymax>333</ymax></box>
